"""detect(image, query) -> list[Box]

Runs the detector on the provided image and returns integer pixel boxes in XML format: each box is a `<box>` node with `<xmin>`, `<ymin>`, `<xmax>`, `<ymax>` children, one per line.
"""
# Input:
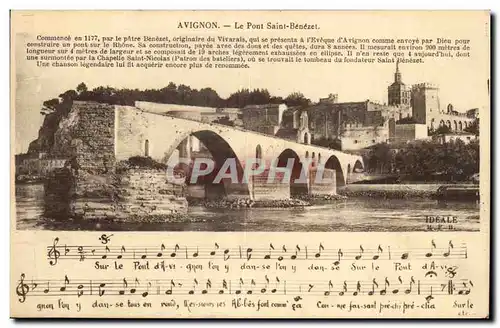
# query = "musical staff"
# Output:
<box><xmin>46</xmin><ymin>238</ymin><xmax>468</xmax><ymax>265</ymax></box>
<box><xmin>15</xmin><ymin>273</ymin><xmax>474</xmax><ymax>302</ymax></box>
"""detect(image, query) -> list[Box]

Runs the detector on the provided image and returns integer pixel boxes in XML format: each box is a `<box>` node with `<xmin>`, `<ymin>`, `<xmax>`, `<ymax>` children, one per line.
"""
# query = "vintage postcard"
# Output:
<box><xmin>10</xmin><ymin>10</ymin><xmax>490</xmax><ymax>318</ymax></box>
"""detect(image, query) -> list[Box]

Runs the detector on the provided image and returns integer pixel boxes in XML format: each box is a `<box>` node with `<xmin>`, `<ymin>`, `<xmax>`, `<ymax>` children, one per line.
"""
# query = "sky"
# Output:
<box><xmin>12</xmin><ymin>11</ymin><xmax>490</xmax><ymax>154</ymax></box>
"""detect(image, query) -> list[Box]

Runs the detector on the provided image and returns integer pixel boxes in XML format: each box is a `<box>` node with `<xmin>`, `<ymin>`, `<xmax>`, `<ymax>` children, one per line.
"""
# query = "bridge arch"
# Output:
<box><xmin>324</xmin><ymin>155</ymin><xmax>346</xmax><ymax>189</ymax></box>
<box><xmin>276</xmin><ymin>148</ymin><xmax>308</xmax><ymax>197</ymax></box>
<box><xmin>166</xmin><ymin>129</ymin><xmax>250</xmax><ymax>199</ymax></box>
<box><xmin>354</xmin><ymin>160</ymin><xmax>364</xmax><ymax>172</ymax></box>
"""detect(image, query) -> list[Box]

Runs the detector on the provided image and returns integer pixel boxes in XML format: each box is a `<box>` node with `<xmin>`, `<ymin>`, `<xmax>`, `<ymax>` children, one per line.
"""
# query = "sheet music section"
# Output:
<box><xmin>15</xmin><ymin>235</ymin><xmax>478</xmax><ymax>317</ymax></box>
<box><xmin>47</xmin><ymin>236</ymin><xmax>467</xmax><ymax>265</ymax></box>
<box><xmin>17</xmin><ymin>275</ymin><xmax>473</xmax><ymax>301</ymax></box>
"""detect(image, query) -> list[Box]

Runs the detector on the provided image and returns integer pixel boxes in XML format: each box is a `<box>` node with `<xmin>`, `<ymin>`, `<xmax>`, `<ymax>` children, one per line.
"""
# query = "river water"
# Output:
<box><xmin>15</xmin><ymin>183</ymin><xmax>480</xmax><ymax>232</ymax></box>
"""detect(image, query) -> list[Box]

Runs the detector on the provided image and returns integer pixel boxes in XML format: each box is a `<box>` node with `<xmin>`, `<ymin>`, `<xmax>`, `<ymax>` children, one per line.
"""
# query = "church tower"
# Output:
<box><xmin>387</xmin><ymin>60</ymin><xmax>411</xmax><ymax>107</ymax></box>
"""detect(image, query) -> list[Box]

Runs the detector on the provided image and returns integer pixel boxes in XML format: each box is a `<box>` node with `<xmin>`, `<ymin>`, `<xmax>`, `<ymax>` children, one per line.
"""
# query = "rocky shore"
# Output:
<box><xmin>187</xmin><ymin>197</ymin><xmax>311</xmax><ymax>209</ymax></box>
<box><xmin>296</xmin><ymin>194</ymin><xmax>348</xmax><ymax>202</ymax></box>
<box><xmin>339</xmin><ymin>184</ymin><xmax>440</xmax><ymax>199</ymax></box>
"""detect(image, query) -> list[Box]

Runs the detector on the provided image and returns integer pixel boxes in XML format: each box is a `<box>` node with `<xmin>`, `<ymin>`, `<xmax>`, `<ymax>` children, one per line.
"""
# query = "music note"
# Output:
<box><xmin>165</xmin><ymin>280</ymin><xmax>175</xmax><ymax>295</ymax></box>
<box><xmin>339</xmin><ymin>281</ymin><xmax>347</xmax><ymax>296</ymax></box>
<box><xmin>426</xmin><ymin>240</ymin><xmax>437</xmax><ymax>258</ymax></box>
<box><xmin>405</xmin><ymin>276</ymin><xmax>415</xmax><ymax>294</ymax></box>
<box><xmin>334</xmin><ymin>249</ymin><xmax>343</xmax><ymax>265</ymax></box>
<box><xmin>392</xmin><ymin>276</ymin><xmax>403</xmax><ymax>294</ymax></box>
<box><xmin>48</xmin><ymin>237</ymin><xmax>61</xmax><ymax>266</ymax></box>
<box><xmin>102</xmin><ymin>246</ymin><xmax>110</xmax><ymax>259</ymax></box>
<box><xmin>77</xmin><ymin>284</ymin><xmax>85</xmax><ymax>297</ymax></box>
<box><xmin>247</xmin><ymin>279</ymin><xmax>255</xmax><ymax>294</ymax></box>
<box><xmin>235</xmin><ymin>278</ymin><xmax>244</xmax><ymax>294</ymax></box>
<box><xmin>373</xmin><ymin>245</ymin><xmax>383</xmax><ymax>260</ymax></box>
<box><xmin>130</xmin><ymin>278</ymin><xmax>140</xmax><ymax>294</ymax></box>
<box><xmin>368</xmin><ymin>278</ymin><xmax>378</xmax><ymax>296</ymax></box>
<box><xmin>261</xmin><ymin>275</ymin><xmax>270</xmax><ymax>294</ymax></box>
<box><xmin>117</xmin><ymin>246</ymin><xmax>126</xmax><ymax>259</ymax></box>
<box><xmin>119</xmin><ymin>278</ymin><xmax>128</xmax><ymax>295</ymax></box>
<box><xmin>192</xmin><ymin>247</ymin><xmax>199</xmax><ymax>258</ymax></box>
<box><xmin>401</xmin><ymin>252</ymin><xmax>409</xmax><ymax>260</ymax></box>
<box><xmin>315</xmin><ymin>243</ymin><xmax>324</xmax><ymax>258</ymax></box>
<box><xmin>272</xmin><ymin>277</ymin><xmax>280</xmax><ymax>294</ymax></box>
<box><xmin>355</xmin><ymin>245</ymin><xmax>364</xmax><ymax>260</ymax></box>
<box><xmin>188</xmin><ymin>279</ymin><xmax>198</xmax><ymax>294</ymax></box>
<box><xmin>380</xmin><ymin>277</ymin><xmax>390</xmax><ymax>295</ymax></box>
<box><xmin>223</xmin><ymin>249</ymin><xmax>230</xmax><ymax>261</ymax></box>
<box><xmin>219</xmin><ymin>279</ymin><xmax>228</xmax><ymax>294</ymax></box>
<box><xmin>157</xmin><ymin>244</ymin><xmax>166</xmax><ymax>257</ymax></box>
<box><xmin>426</xmin><ymin>286</ymin><xmax>434</xmax><ymax>302</ymax></box>
<box><xmin>98</xmin><ymin>283</ymin><xmax>106</xmax><ymax>296</ymax></box>
<box><xmin>324</xmin><ymin>280</ymin><xmax>334</xmax><ymax>296</ymax></box>
<box><xmin>16</xmin><ymin>273</ymin><xmax>30</xmax><ymax>303</ymax></box>
<box><xmin>77</xmin><ymin>246</ymin><xmax>85</xmax><ymax>261</ymax></box>
<box><xmin>353</xmin><ymin>281</ymin><xmax>361</xmax><ymax>296</ymax></box>
<box><xmin>291</xmin><ymin>245</ymin><xmax>300</xmax><ymax>260</ymax></box>
<box><xmin>458</xmin><ymin>281</ymin><xmax>472</xmax><ymax>295</ymax></box>
<box><xmin>246</xmin><ymin>248</ymin><xmax>253</xmax><ymax>261</ymax></box>
<box><xmin>264</xmin><ymin>243</ymin><xmax>274</xmax><ymax>260</ymax></box>
<box><xmin>170</xmin><ymin>244</ymin><xmax>179</xmax><ymax>258</ymax></box>
<box><xmin>443</xmin><ymin>240</ymin><xmax>454</xmax><ymax>257</ymax></box>
<box><xmin>210</xmin><ymin>243</ymin><xmax>219</xmax><ymax>256</ymax></box>
<box><xmin>202</xmin><ymin>279</ymin><xmax>212</xmax><ymax>294</ymax></box>
<box><xmin>278</xmin><ymin>245</ymin><xmax>287</xmax><ymax>261</ymax></box>
<box><xmin>142</xmin><ymin>282</ymin><xmax>152</xmax><ymax>297</ymax></box>
<box><xmin>60</xmin><ymin>275</ymin><xmax>70</xmax><ymax>292</ymax></box>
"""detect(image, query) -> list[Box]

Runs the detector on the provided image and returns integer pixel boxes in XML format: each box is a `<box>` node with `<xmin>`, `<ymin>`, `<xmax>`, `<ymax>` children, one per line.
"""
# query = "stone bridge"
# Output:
<box><xmin>111</xmin><ymin>104</ymin><xmax>364</xmax><ymax>200</ymax></box>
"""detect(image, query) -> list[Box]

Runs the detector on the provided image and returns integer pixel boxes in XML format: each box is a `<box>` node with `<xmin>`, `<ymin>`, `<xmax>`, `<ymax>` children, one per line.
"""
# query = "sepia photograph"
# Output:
<box><xmin>9</xmin><ymin>10</ymin><xmax>491</xmax><ymax>319</ymax></box>
<box><xmin>14</xmin><ymin>59</ymin><xmax>483</xmax><ymax>232</ymax></box>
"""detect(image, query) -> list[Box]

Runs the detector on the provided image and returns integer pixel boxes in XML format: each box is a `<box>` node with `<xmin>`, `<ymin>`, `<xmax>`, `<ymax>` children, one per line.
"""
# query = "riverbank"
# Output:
<box><xmin>339</xmin><ymin>184</ymin><xmax>478</xmax><ymax>200</ymax></box>
<box><xmin>187</xmin><ymin>198</ymin><xmax>311</xmax><ymax>209</ymax></box>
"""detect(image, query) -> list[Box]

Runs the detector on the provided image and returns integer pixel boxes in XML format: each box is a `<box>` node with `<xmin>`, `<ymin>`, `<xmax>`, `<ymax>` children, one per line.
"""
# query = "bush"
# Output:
<box><xmin>120</xmin><ymin>156</ymin><xmax>168</xmax><ymax>170</ymax></box>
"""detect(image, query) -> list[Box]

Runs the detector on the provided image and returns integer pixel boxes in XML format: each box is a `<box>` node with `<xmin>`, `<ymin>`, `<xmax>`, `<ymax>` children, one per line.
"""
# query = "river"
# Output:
<box><xmin>15</xmin><ymin>183</ymin><xmax>480</xmax><ymax>232</ymax></box>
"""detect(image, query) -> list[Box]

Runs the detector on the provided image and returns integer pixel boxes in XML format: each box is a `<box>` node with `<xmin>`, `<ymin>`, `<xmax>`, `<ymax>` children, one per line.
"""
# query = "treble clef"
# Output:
<box><xmin>16</xmin><ymin>273</ymin><xmax>29</xmax><ymax>303</ymax></box>
<box><xmin>48</xmin><ymin>237</ymin><xmax>61</xmax><ymax>266</ymax></box>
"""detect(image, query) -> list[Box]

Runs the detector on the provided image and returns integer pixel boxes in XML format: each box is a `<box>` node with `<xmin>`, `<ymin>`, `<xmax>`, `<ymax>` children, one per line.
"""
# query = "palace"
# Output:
<box><xmin>239</xmin><ymin>61</ymin><xmax>477</xmax><ymax>151</ymax></box>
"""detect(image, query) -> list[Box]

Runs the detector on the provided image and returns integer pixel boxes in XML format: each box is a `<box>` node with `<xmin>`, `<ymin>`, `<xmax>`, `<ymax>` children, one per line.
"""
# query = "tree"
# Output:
<box><xmin>396</xmin><ymin>116</ymin><xmax>417</xmax><ymax>124</ymax></box>
<box><xmin>464</xmin><ymin>118</ymin><xmax>479</xmax><ymax>136</ymax></box>
<box><xmin>312</xmin><ymin>136</ymin><xmax>342</xmax><ymax>150</ymax></box>
<box><xmin>40</xmin><ymin>98</ymin><xmax>60</xmax><ymax>115</ymax></box>
<box><xmin>429</xmin><ymin>124</ymin><xmax>452</xmax><ymax>136</ymax></box>
<box><xmin>76</xmin><ymin>82</ymin><xmax>88</xmax><ymax>94</ymax></box>
<box><xmin>364</xmin><ymin>143</ymin><xmax>394</xmax><ymax>173</ymax></box>
<box><xmin>59</xmin><ymin>90</ymin><xmax>78</xmax><ymax>102</ymax></box>
<box><xmin>284</xmin><ymin>92</ymin><xmax>311</xmax><ymax>107</ymax></box>
<box><xmin>212</xmin><ymin>116</ymin><xmax>235</xmax><ymax>126</ymax></box>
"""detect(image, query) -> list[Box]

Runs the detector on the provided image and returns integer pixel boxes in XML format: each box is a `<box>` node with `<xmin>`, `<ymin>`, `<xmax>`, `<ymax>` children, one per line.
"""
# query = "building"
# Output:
<box><xmin>241</xmin><ymin>103</ymin><xmax>287</xmax><ymax>135</ymax></box>
<box><xmin>200</xmin><ymin>108</ymin><xmax>243</xmax><ymax>126</ymax></box>
<box><xmin>275</xmin><ymin>107</ymin><xmax>311</xmax><ymax>144</ymax></box>
<box><xmin>394</xmin><ymin>123</ymin><xmax>428</xmax><ymax>143</ymax></box>
<box><xmin>466</xmin><ymin>108</ymin><xmax>479</xmax><ymax>119</ymax></box>
<box><xmin>388</xmin><ymin>60</ymin><xmax>411</xmax><ymax>107</ymax></box>
<box><xmin>410</xmin><ymin>83</ymin><xmax>475</xmax><ymax>132</ymax></box>
<box><xmin>433</xmin><ymin>132</ymin><xmax>477</xmax><ymax>145</ymax></box>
